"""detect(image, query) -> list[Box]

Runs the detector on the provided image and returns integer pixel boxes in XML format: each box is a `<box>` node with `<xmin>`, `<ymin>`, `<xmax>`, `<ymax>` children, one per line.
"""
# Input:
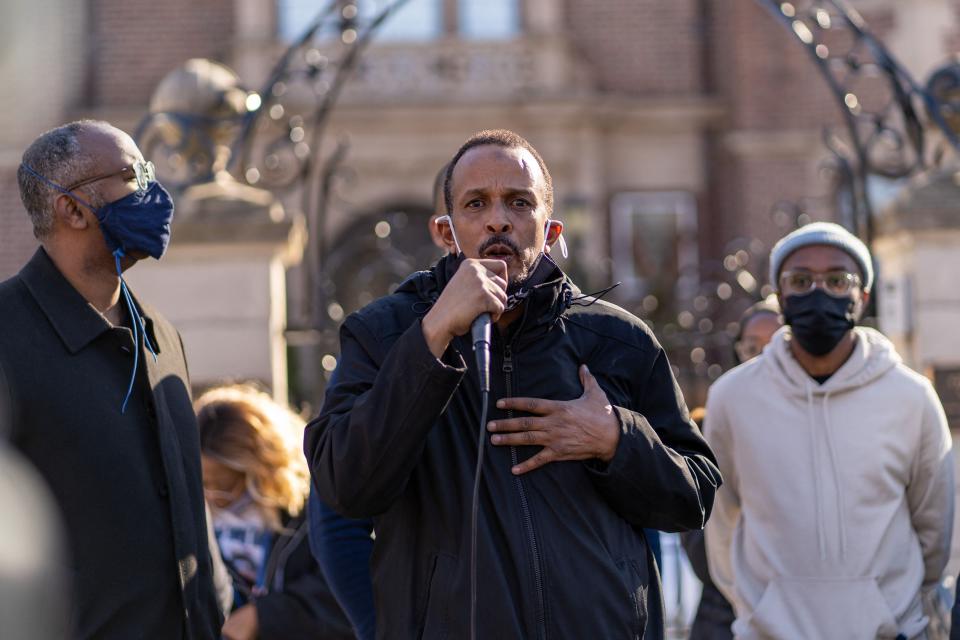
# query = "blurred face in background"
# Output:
<box><xmin>734</xmin><ymin>311</ymin><xmax>782</xmax><ymax>363</ymax></box>
<box><xmin>201</xmin><ymin>454</ymin><xmax>245</xmax><ymax>509</ymax></box>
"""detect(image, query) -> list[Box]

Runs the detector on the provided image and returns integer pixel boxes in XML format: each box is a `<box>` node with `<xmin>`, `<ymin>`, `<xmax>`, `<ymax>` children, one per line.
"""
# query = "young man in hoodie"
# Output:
<box><xmin>704</xmin><ymin>222</ymin><xmax>954</xmax><ymax>640</ymax></box>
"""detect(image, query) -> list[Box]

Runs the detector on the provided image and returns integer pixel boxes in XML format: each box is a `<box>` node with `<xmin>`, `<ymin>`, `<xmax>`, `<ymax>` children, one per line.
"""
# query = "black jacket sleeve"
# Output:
<box><xmin>304</xmin><ymin>315</ymin><xmax>466</xmax><ymax>518</ymax></box>
<box><xmin>586</xmin><ymin>348</ymin><xmax>721</xmax><ymax>532</ymax></box>
<box><xmin>254</xmin><ymin>525</ymin><xmax>355</xmax><ymax>640</ymax></box>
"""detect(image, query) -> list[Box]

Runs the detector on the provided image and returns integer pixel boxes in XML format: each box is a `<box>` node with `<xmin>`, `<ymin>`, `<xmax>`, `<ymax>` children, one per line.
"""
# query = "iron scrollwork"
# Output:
<box><xmin>136</xmin><ymin>0</ymin><xmax>411</xmax><ymax>331</ymax></box>
<box><xmin>755</xmin><ymin>0</ymin><xmax>960</xmax><ymax>245</ymax></box>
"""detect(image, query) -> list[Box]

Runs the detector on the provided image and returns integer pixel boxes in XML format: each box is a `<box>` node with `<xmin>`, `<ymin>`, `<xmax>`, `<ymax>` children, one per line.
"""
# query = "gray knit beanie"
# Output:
<box><xmin>768</xmin><ymin>222</ymin><xmax>874</xmax><ymax>292</ymax></box>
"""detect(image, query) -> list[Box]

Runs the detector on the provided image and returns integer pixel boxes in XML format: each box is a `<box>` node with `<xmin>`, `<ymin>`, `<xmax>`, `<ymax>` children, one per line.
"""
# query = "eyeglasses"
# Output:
<box><xmin>67</xmin><ymin>160</ymin><xmax>156</xmax><ymax>192</ymax></box>
<box><xmin>779</xmin><ymin>269</ymin><xmax>861</xmax><ymax>297</ymax></box>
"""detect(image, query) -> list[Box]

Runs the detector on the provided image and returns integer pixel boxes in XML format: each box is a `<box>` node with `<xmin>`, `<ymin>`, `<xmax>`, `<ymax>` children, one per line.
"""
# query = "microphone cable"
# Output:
<box><xmin>468</xmin><ymin>314</ymin><xmax>491</xmax><ymax>640</ymax></box>
<box><xmin>469</xmin><ymin>389</ymin><xmax>488</xmax><ymax>640</ymax></box>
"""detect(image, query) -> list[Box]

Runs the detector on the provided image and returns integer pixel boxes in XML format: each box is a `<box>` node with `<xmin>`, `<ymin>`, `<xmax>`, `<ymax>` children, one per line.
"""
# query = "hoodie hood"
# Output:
<box><xmin>763</xmin><ymin>325</ymin><xmax>900</xmax><ymax>398</ymax></box>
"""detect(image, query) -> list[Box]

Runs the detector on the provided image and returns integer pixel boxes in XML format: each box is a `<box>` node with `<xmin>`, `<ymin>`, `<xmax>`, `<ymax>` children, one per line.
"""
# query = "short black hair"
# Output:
<box><xmin>443</xmin><ymin>129</ymin><xmax>553</xmax><ymax>217</ymax></box>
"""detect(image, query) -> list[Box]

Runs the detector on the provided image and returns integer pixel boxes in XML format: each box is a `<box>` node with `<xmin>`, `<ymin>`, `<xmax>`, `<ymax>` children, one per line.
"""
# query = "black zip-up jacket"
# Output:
<box><xmin>305</xmin><ymin>255</ymin><xmax>721</xmax><ymax>639</ymax></box>
<box><xmin>225</xmin><ymin>511</ymin><xmax>355</xmax><ymax>639</ymax></box>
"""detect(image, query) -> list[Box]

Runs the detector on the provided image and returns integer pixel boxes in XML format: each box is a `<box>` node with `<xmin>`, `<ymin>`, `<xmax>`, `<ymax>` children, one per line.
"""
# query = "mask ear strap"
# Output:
<box><xmin>545</xmin><ymin>220</ymin><xmax>568</xmax><ymax>259</ymax></box>
<box><xmin>435</xmin><ymin>214</ymin><xmax>462</xmax><ymax>255</ymax></box>
<box><xmin>19</xmin><ymin>163</ymin><xmax>99</xmax><ymax>214</ymax></box>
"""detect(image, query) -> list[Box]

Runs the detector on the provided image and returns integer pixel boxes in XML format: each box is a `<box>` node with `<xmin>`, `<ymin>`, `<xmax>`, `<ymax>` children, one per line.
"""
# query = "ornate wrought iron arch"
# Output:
<box><xmin>755</xmin><ymin>0</ymin><xmax>960</xmax><ymax>246</ymax></box>
<box><xmin>136</xmin><ymin>0</ymin><xmax>412</xmax><ymax>331</ymax></box>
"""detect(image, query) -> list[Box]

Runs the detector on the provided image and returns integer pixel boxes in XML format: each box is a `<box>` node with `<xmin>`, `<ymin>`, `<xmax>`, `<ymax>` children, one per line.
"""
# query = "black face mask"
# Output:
<box><xmin>782</xmin><ymin>289</ymin><xmax>857</xmax><ymax>356</ymax></box>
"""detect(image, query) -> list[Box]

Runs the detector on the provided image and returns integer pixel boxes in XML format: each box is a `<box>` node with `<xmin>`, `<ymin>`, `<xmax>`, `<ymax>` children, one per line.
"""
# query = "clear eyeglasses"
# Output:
<box><xmin>68</xmin><ymin>160</ymin><xmax>156</xmax><ymax>193</ymax></box>
<box><xmin>779</xmin><ymin>269</ymin><xmax>861</xmax><ymax>297</ymax></box>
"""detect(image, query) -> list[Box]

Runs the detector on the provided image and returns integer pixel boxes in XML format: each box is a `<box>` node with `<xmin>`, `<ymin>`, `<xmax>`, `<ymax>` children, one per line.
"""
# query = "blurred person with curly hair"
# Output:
<box><xmin>197</xmin><ymin>385</ymin><xmax>354</xmax><ymax>640</ymax></box>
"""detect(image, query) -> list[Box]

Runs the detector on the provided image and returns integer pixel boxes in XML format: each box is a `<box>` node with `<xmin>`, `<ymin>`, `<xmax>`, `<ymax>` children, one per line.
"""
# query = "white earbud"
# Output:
<box><xmin>435</xmin><ymin>214</ymin><xmax>462</xmax><ymax>255</ymax></box>
<box><xmin>545</xmin><ymin>219</ymin><xmax>568</xmax><ymax>259</ymax></box>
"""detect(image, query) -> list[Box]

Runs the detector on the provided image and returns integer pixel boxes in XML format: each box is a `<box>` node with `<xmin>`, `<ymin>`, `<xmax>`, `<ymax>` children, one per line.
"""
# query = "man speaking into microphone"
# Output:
<box><xmin>305</xmin><ymin>129</ymin><xmax>720</xmax><ymax>639</ymax></box>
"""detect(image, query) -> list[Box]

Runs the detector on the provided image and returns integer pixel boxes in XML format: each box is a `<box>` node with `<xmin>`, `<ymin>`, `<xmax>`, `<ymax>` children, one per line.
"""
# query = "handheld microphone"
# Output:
<box><xmin>471</xmin><ymin>313</ymin><xmax>491</xmax><ymax>392</ymax></box>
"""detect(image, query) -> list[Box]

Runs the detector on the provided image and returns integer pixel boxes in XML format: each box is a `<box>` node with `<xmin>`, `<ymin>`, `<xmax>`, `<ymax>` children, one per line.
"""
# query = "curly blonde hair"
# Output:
<box><xmin>196</xmin><ymin>384</ymin><xmax>311</xmax><ymax>532</ymax></box>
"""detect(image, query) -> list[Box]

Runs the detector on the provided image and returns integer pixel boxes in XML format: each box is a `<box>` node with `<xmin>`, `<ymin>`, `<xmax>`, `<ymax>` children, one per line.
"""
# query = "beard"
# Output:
<box><xmin>507</xmin><ymin>250</ymin><xmax>544</xmax><ymax>291</ymax></box>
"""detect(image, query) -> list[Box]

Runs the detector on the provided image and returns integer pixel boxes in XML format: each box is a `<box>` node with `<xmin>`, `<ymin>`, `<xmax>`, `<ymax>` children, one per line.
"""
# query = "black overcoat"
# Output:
<box><xmin>0</xmin><ymin>248</ymin><xmax>221</xmax><ymax>639</ymax></box>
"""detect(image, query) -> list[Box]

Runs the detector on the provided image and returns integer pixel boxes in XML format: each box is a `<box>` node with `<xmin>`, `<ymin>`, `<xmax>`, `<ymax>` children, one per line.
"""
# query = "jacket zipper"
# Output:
<box><xmin>503</xmin><ymin>344</ymin><xmax>547</xmax><ymax>638</ymax></box>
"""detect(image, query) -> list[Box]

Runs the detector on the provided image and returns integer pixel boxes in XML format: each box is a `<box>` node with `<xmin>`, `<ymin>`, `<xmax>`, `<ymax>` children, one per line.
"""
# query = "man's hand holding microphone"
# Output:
<box><xmin>421</xmin><ymin>259</ymin><xmax>508</xmax><ymax>359</ymax></box>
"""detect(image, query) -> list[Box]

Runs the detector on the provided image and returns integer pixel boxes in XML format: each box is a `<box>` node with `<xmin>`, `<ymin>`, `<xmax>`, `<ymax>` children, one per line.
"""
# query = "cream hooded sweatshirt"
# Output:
<box><xmin>705</xmin><ymin>326</ymin><xmax>953</xmax><ymax>640</ymax></box>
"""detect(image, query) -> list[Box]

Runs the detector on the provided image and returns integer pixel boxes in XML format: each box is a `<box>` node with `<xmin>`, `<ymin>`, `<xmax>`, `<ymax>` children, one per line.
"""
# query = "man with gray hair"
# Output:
<box><xmin>1</xmin><ymin>120</ymin><xmax>222</xmax><ymax>638</ymax></box>
<box><xmin>705</xmin><ymin>222</ymin><xmax>954</xmax><ymax>639</ymax></box>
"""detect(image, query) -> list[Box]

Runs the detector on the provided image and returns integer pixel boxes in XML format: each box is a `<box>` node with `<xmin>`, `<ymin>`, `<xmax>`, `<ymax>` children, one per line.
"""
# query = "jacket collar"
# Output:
<box><xmin>19</xmin><ymin>247</ymin><xmax>159</xmax><ymax>355</ymax></box>
<box><xmin>511</xmin><ymin>255</ymin><xmax>575</xmax><ymax>334</ymax></box>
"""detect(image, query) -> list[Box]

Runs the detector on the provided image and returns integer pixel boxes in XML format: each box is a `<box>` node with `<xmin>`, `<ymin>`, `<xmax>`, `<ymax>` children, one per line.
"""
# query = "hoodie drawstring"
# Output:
<box><xmin>820</xmin><ymin>391</ymin><xmax>848</xmax><ymax>561</ymax></box>
<box><xmin>807</xmin><ymin>383</ymin><xmax>849</xmax><ymax>564</ymax></box>
<box><xmin>806</xmin><ymin>383</ymin><xmax>829</xmax><ymax>562</ymax></box>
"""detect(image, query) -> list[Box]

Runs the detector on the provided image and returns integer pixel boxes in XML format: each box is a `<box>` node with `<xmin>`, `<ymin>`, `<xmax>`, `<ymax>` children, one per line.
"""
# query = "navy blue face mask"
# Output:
<box><xmin>21</xmin><ymin>163</ymin><xmax>172</xmax><ymax>413</ymax></box>
<box><xmin>20</xmin><ymin>163</ymin><xmax>174</xmax><ymax>260</ymax></box>
<box><xmin>93</xmin><ymin>181</ymin><xmax>174</xmax><ymax>260</ymax></box>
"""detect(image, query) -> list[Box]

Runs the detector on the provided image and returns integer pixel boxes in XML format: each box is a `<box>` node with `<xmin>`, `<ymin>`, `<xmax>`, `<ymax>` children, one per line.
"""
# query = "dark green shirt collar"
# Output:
<box><xmin>19</xmin><ymin>248</ymin><xmax>160</xmax><ymax>355</ymax></box>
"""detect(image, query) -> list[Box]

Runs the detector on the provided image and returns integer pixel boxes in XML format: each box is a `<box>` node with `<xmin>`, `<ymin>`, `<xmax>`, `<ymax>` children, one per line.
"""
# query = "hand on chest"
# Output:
<box><xmin>494</xmin><ymin>342</ymin><xmax>632</xmax><ymax>411</ymax></box>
